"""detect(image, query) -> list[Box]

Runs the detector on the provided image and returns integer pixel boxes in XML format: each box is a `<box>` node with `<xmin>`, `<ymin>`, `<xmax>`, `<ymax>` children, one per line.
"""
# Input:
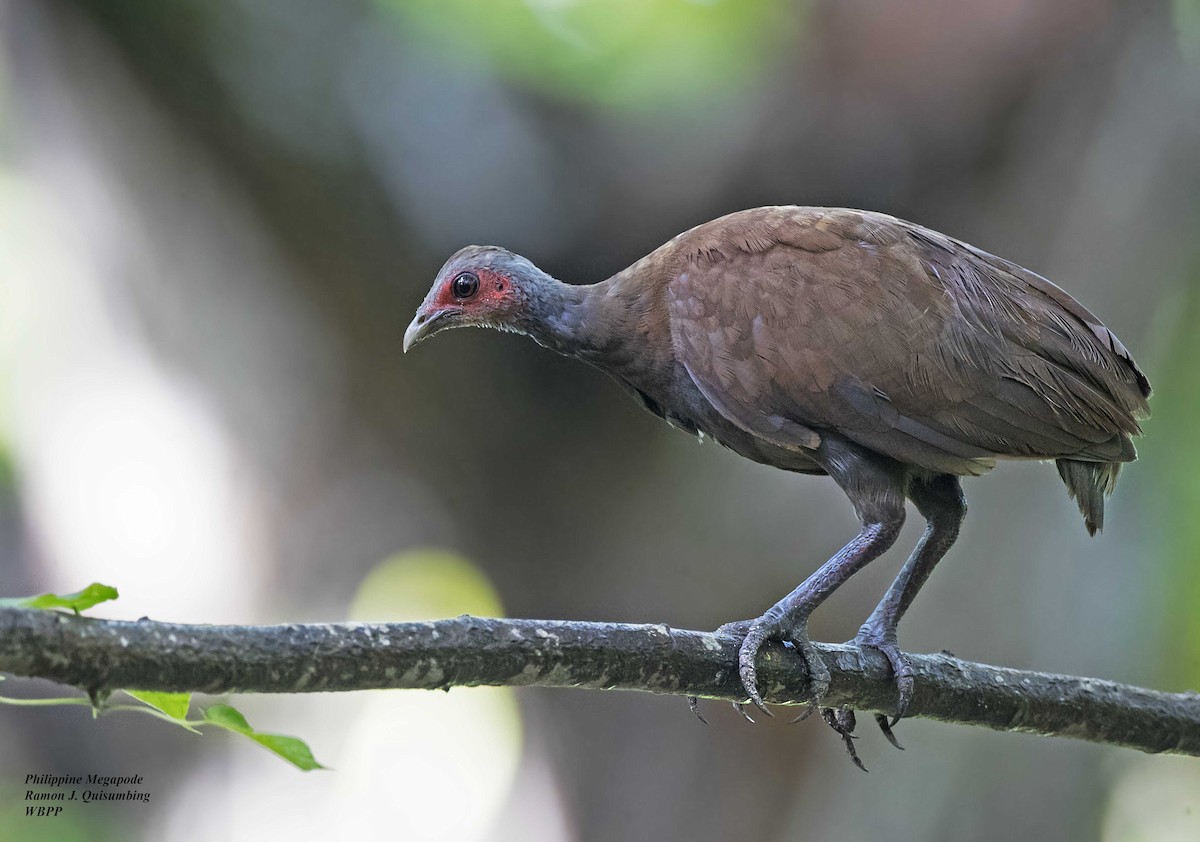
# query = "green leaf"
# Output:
<box><xmin>243</xmin><ymin>733</ymin><xmax>325</xmax><ymax>772</ymax></box>
<box><xmin>202</xmin><ymin>703</ymin><xmax>251</xmax><ymax>732</ymax></box>
<box><xmin>0</xmin><ymin>583</ymin><xmax>119</xmax><ymax>614</ymax></box>
<box><xmin>126</xmin><ymin>690</ymin><xmax>191</xmax><ymax>721</ymax></box>
<box><xmin>202</xmin><ymin>704</ymin><xmax>325</xmax><ymax>771</ymax></box>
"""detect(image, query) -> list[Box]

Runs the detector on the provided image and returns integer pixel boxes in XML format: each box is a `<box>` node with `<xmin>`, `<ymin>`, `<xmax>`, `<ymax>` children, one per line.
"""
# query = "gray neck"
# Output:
<box><xmin>516</xmin><ymin>275</ymin><xmax>617</xmax><ymax>363</ymax></box>
<box><xmin>510</xmin><ymin>264</ymin><xmax>671</xmax><ymax>393</ymax></box>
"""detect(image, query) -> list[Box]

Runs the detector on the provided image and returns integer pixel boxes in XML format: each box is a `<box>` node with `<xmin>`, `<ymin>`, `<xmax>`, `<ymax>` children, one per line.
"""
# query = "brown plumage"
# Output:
<box><xmin>664</xmin><ymin>208</ymin><xmax>1149</xmax><ymax>532</ymax></box>
<box><xmin>405</xmin><ymin>206</ymin><xmax>1151</xmax><ymax>750</ymax></box>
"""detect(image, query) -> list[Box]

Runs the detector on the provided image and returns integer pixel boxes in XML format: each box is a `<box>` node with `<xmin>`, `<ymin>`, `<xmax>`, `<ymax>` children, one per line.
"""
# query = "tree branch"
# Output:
<box><xmin>1</xmin><ymin>607</ymin><xmax>1197</xmax><ymax>755</ymax></box>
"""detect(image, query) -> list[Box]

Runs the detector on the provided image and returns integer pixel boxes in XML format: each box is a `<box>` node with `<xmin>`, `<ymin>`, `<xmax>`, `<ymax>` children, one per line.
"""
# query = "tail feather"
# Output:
<box><xmin>1056</xmin><ymin>458</ymin><xmax>1123</xmax><ymax>536</ymax></box>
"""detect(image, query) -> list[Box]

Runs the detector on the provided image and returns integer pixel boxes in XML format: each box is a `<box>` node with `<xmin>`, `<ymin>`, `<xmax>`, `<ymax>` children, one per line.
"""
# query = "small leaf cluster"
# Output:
<box><xmin>0</xmin><ymin>584</ymin><xmax>324</xmax><ymax>771</ymax></box>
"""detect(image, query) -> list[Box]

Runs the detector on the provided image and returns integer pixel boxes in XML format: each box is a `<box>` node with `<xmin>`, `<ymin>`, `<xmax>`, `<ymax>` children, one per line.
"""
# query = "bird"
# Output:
<box><xmin>404</xmin><ymin>206</ymin><xmax>1151</xmax><ymax>749</ymax></box>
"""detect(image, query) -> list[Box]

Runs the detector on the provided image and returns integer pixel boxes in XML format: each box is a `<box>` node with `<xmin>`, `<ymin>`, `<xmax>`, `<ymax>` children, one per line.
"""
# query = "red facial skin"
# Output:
<box><xmin>425</xmin><ymin>267</ymin><xmax>515</xmax><ymax>322</ymax></box>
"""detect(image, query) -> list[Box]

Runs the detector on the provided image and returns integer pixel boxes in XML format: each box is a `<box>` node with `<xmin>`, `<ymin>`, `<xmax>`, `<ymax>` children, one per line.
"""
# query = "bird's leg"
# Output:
<box><xmin>737</xmin><ymin>519</ymin><xmax>904</xmax><ymax>712</ymax></box>
<box><xmin>736</xmin><ymin>442</ymin><xmax>907</xmax><ymax>713</ymax></box>
<box><xmin>855</xmin><ymin>473</ymin><xmax>966</xmax><ymax>725</ymax></box>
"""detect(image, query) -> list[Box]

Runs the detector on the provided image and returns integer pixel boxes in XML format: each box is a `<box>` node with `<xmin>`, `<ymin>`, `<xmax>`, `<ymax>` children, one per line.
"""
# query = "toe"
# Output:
<box><xmin>715</xmin><ymin>618</ymin><xmax>755</xmax><ymax>638</ymax></box>
<box><xmin>737</xmin><ymin>626</ymin><xmax>774</xmax><ymax>715</ymax></box>
<box><xmin>893</xmin><ymin>672</ymin><xmax>915</xmax><ymax>723</ymax></box>
<box><xmin>877</xmin><ymin>646</ymin><xmax>914</xmax><ymax>721</ymax></box>
<box><xmin>821</xmin><ymin>707</ymin><xmax>867</xmax><ymax>771</ymax></box>
<box><xmin>789</xmin><ymin>628</ymin><xmax>832</xmax><ymax>703</ymax></box>
<box><xmin>855</xmin><ymin>631</ymin><xmax>914</xmax><ymax>722</ymax></box>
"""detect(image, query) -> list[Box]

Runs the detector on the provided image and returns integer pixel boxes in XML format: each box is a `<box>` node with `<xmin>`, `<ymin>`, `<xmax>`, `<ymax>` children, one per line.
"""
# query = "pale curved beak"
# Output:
<box><xmin>403</xmin><ymin>308</ymin><xmax>457</xmax><ymax>353</ymax></box>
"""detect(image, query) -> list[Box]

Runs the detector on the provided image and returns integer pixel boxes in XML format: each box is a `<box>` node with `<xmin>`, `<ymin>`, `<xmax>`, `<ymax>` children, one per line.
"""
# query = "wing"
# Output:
<box><xmin>665</xmin><ymin>207</ymin><xmax>1151</xmax><ymax>476</ymax></box>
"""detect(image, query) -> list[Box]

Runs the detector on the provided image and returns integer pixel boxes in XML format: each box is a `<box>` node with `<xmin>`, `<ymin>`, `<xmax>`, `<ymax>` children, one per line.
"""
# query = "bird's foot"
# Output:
<box><xmin>694</xmin><ymin>617</ymin><xmax>829</xmax><ymax>721</ymax></box>
<box><xmin>852</xmin><ymin>621</ymin><xmax>914</xmax><ymax>725</ymax></box>
<box><xmin>819</xmin><ymin>706</ymin><xmax>905</xmax><ymax>768</ymax></box>
<box><xmin>686</xmin><ymin>621</ymin><xmax>762</xmax><ymax>723</ymax></box>
<box><xmin>699</xmin><ymin>617</ymin><xmax>897</xmax><ymax>770</ymax></box>
<box><xmin>691</xmin><ymin>620</ymin><xmax>763</xmax><ymax>721</ymax></box>
<box><xmin>734</xmin><ymin>614</ymin><xmax>831</xmax><ymax>714</ymax></box>
<box><xmin>821</xmin><ymin>706</ymin><xmax>867</xmax><ymax>772</ymax></box>
<box><xmin>797</xmin><ymin>624</ymin><xmax>910</xmax><ymax>767</ymax></box>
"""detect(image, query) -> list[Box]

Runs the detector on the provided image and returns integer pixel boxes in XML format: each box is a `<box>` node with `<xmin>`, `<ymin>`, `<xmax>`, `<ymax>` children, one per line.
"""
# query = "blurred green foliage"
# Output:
<box><xmin>350</xmin><ymin>548</ymin><xmax>506</xmax><ymax>621</ymax></box>
<box><xmin>347</xmin><ymin>549</ymin><xmax>520</xmax><ymax>754</ymax></box>
<box><xmin>1175</xmin><ymin>0</ymin><xmax>1200</xmax><ymax>63</ymax></box>
<box><xmin>384</xmin><ymin>0</ymin><xmax>801</xmax><ymax>107</ymax></box>
<box><xmin>344</xmin><ymin>550</ymin><xmax>522</xmax><ymax>839</ymax></box>
<box><xmin>0</xmin><ymin>802</ymin><xmax>99</xmax><ymax>842</ymax></box>
<box><xmin>0</xmin><ymin>442</ymin><xmax>14</xmax><ymax>494</ymax></box>
<box><xmin>1151</xmin><ymin>259</ymin><xmax>1200</xmax><ymax>691</ymax></box>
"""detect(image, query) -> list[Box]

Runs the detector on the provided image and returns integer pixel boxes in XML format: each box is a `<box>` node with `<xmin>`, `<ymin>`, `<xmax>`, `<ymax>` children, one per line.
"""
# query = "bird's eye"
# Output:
<box><xmin>452</xmin><ymin>271</ymin><xmax>480</xmax><ymax>299</ymax></box>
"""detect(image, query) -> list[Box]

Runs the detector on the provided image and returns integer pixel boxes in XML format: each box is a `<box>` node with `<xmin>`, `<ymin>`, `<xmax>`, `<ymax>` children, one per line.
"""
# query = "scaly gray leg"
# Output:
<box><xmin>855</xmin><ymin>473</ymin><xmax>966</xmax><ymax>724</ymax></box>
<box><xmin>736</xmin><ymin>439</ymin><xmax>908</xmax><ymax>713</ymax></box>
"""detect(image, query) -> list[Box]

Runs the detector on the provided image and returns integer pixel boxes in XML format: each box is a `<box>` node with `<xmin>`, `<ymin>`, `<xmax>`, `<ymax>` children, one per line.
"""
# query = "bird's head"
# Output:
<box><xmin>404</xmin><ymin>245</ymin><xmax>549</xmax><ymax>352</ymax></box>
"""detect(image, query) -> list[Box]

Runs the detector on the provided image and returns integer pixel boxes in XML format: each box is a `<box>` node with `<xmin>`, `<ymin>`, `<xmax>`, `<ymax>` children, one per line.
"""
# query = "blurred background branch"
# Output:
<box><xmin>3</xmin><ymin>608</ymin><xmax>1199</xmax><ymax>758</ymax></box>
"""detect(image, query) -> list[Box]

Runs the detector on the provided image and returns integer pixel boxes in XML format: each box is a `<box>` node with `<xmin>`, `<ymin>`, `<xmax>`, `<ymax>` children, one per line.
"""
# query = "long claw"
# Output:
<box><xmin>854</xmin><ymin>630</ymin><xmax>914</xmax><ymax>722</ymax></box>
<box><xmin>737</xmin><ymin>626</ymin><xmax>775</xmax><ymax>716</ymax></box>
<box><xmin>822</xmin><ymin>707</ymin><xmax>867</xmax><ymax>772</ymax></box>
<box><xmin>687</xmin><ymin>696</ymin><xmax>709</xmax><ymax>725</ymax></box>
<box><xmin>732</xmin><ymin>702</ymin><xmax>757</xmax><ymax>723</ymax></box>
<box><xmin>788</xmin><ymin>706</ymin><xmax>816</xmax><ymax>725</ymax></box>
<box><xmin>752</xmin><ymin>698</ymin><xmax>774</xmax><ymax>717</ymax></box>
<box><xmin>843</xmin><ymin>736</ymin><xmax>867</xmax><ymax>772</ymax></box>
<box><xmin>874</xmin><ymin>713</ymin><xmax>904</xmax><ymax>750</ymax></box>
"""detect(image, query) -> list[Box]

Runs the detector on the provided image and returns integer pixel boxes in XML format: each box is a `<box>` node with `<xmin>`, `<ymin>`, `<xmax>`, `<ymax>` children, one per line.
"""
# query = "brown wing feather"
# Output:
<box><xmin>664</xmin><ymin>207</ymin><xmax>1149</xmax><ymax>476</ymax></box>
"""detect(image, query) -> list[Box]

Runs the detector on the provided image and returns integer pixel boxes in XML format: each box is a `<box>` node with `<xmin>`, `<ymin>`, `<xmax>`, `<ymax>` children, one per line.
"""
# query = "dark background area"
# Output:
<box><xmin>1</xmin><ymin>1</ymin><xmax>1198</xmax><ymax>839</ymax></box>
